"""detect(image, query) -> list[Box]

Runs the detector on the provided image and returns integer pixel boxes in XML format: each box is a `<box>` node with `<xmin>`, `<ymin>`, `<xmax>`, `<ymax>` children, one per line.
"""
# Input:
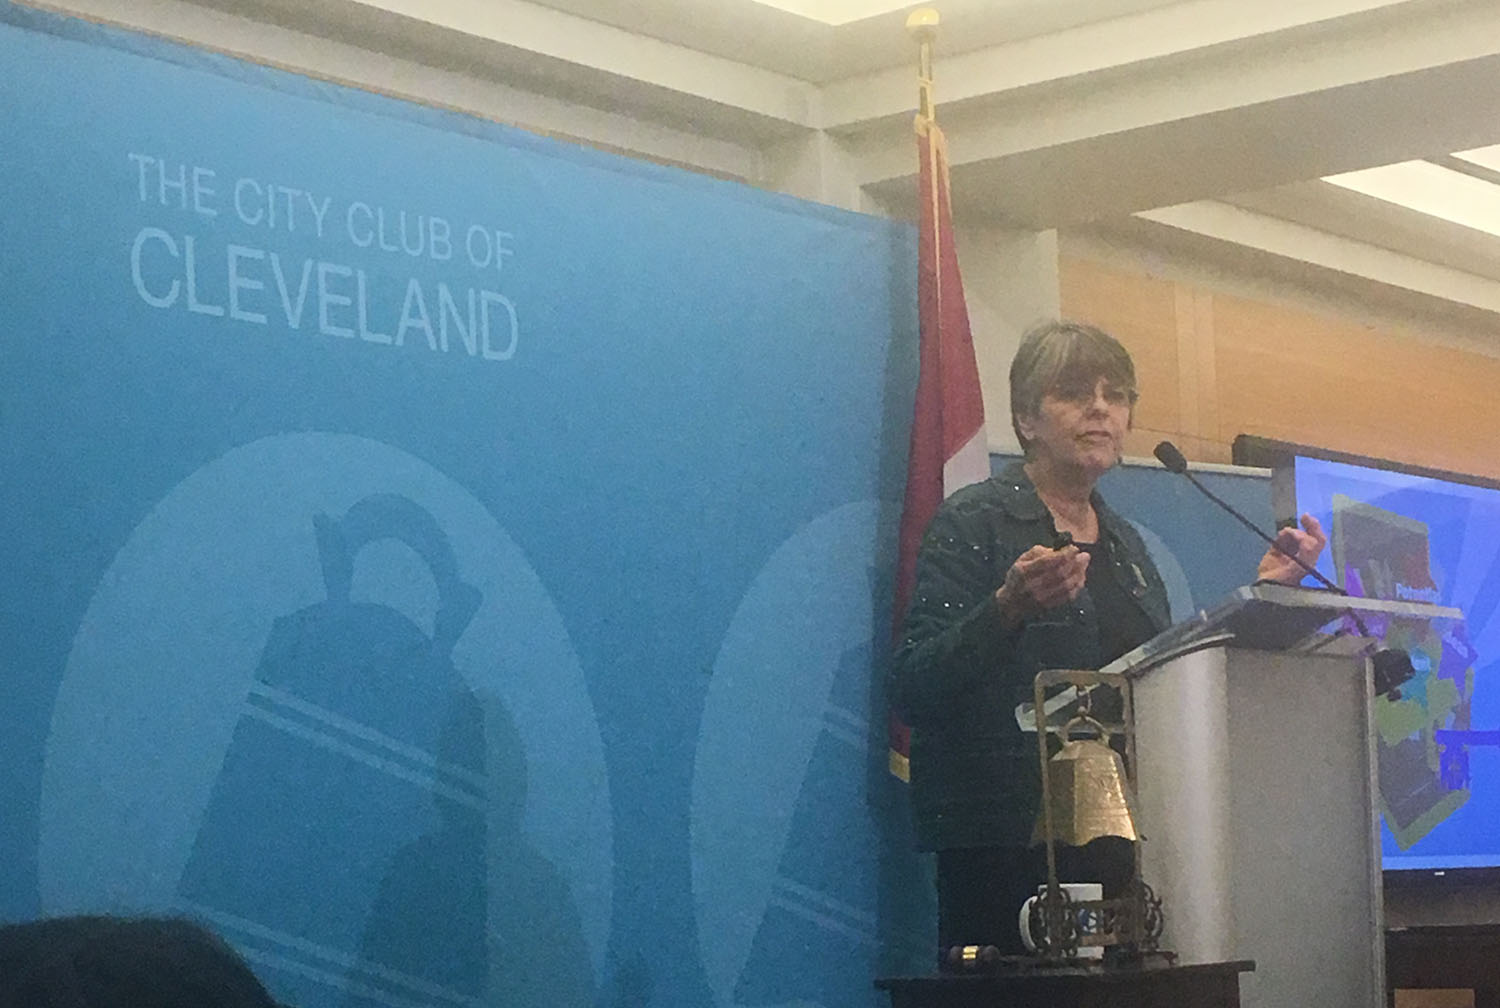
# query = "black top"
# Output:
<box><xmin>1079</xmin><ymin>539</ymin><xmax>1160</xmax><ymax>666</ymax></box>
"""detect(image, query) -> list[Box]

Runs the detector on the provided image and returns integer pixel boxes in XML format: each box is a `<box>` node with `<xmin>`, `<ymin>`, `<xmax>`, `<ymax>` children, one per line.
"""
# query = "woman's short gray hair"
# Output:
<box><xmin>1009</xmin><ymin>321</ymin><xmax>1138</xmax><ymax>457</ymax></box>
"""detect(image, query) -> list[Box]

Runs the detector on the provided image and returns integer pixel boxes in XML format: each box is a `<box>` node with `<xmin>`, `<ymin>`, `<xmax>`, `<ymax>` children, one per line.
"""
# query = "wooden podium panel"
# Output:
<box><xmin>1388</xmin><ymin>925</ymin><xmax>1500</xmax><ymax>1008</ymax></box>
<box><xmin>876</xmin><ymin>960</ymin><xmax>1255</xmax><ymax>1008</ymax></box>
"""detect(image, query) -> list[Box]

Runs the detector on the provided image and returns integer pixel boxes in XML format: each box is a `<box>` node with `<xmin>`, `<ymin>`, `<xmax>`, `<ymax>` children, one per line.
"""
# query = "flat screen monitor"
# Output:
<box><xmin>1235</xmin><ymin>436</ymin><xmax>1500</xmax><ymax>878</ymax></box>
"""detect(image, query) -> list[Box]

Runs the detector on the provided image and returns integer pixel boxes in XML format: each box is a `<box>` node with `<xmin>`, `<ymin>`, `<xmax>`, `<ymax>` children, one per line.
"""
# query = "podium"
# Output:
<box><xmin>1102</xmin><ymin>584</ymin><xmax>1460</xmax><ymax>1008</ymax></box>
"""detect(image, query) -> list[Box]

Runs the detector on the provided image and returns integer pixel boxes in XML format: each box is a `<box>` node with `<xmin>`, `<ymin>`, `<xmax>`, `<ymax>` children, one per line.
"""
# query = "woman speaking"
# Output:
<box><xmin>890</xmin><ymin>320</ymin><xmax>1324</xmax><ymax>955</ymax></box>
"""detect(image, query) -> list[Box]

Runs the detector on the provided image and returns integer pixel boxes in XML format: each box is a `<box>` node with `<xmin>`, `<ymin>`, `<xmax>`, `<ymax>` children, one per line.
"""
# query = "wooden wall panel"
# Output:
<box><xmin>1058</xmin><ymin>253</ymin><xmax>1500</xmax><ymax>481</ymax></box>
<box><xmin>1213</xmin><ymin>292</ymin><xmax>1500</xmax><ymax>480</ymax></box>
<box><xmin>1393</xmin><ymin>991</ymin><xmax>1476</xmax><ymax>1008</ymax></box>
<box><xmin>1057</xmin><ymin>257</ymin><xmax>1182</xmax><ymax>461</ymax></box>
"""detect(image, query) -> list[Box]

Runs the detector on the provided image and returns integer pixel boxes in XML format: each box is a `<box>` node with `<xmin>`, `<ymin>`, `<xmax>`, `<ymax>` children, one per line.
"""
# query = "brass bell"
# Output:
<box><xmin>1034</xmin><ymin>718</ymin><xmax>1138</xmax><ymax>846</ymax></box>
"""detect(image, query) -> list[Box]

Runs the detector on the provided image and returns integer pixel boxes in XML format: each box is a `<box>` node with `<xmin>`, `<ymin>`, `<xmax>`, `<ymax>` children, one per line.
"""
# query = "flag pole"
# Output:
<box><xmin>889</xmin><ymin>6</ymin><xmax>945</xmax><ymax>784</ymax></box>
<box><xmin>906</xmin><ymin>8</ymin><xmax>939</xmax><ymax>124</ymax></box>
<box><xmin>889</xmin><ymin>6</ymin><xmax>990</xmax><ymax>782</ymax></box>
<box><xmin>907</xmin><ymin>6</ymin><xmax>943</xmax><ymax>329</ymax></box>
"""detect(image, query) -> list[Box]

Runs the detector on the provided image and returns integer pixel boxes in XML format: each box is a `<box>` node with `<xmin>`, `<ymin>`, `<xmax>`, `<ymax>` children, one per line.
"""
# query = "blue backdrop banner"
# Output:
<box><xmin>0</xmin><ymin>5</ymin><xmax>928</xmax><ymax>1006</ymax></box>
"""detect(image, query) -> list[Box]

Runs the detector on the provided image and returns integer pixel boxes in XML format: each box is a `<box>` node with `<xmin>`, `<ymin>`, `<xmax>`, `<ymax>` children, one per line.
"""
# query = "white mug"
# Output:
<box><xmin>1018</xmin><ymin>882</ymin><xmax>1104</xmax><ymax>959</ymax></box>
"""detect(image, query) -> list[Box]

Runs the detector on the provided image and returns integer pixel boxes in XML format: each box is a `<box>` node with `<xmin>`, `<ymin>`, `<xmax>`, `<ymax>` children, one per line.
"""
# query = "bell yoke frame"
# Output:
<box><xmin>1028</xmin><ymin>668</ymin><xmax>1165</xmax><ymax>963</ymax></box>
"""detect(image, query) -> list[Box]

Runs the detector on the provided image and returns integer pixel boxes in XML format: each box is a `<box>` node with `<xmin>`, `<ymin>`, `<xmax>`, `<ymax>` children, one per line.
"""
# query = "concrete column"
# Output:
<box><xmin>759</xmin><ymin>131</ymin><xmax>869</xmax><ymax>213</ymax></box>
<box><xmin>955</xmin><ymin>225</ymin><xmax>1061</xmax><ymax>452</ymax></box>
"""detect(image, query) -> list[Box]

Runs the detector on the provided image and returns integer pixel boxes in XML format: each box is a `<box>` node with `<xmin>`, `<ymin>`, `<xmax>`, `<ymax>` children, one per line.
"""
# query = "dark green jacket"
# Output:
<box><xmin>891</xmin><ymin>462</ymin><xmax>1172</xmax><ymax>851</ymax></box>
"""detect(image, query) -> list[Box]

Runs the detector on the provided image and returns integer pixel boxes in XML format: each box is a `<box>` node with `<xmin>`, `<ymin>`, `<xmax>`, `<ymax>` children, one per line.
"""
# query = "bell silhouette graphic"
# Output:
<box><xmin>176</xmin><ymin>493</ymin><xmax>491</xmax><ymax>1002</ymax></box>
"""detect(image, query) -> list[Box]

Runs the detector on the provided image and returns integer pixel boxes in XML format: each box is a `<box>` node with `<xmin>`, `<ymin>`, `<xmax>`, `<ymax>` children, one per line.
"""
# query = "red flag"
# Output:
<box><xmin>889</xmin><ymin>115</ymin><xmax>989</xmax><ymax>781</ymax></box>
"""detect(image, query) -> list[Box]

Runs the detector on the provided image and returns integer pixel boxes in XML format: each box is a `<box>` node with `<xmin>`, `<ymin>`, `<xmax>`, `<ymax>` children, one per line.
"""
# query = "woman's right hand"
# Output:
<box><xmin>994</xmin><ymin>544</ymin><xmax>1090</xmax><ymax>627</ymax></box>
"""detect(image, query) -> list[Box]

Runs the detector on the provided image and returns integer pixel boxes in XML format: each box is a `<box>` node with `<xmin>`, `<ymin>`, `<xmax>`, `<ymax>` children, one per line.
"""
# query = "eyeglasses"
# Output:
<box><xmin>1047</xmin><ymin>379</ymin><xmax>1136</xmax><ymax>408</ymax></box>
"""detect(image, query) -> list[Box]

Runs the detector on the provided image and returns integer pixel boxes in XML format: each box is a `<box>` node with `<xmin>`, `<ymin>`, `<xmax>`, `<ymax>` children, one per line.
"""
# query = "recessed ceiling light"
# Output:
<box><xmin>747</xmin><ymin>0</ymin><xmax>915</xmax><ymax>26</ymax></box>
<box><xmin>1453</xmin><ymin>145</ymin><xmax>1500</xmax><ymax>175</ymax></box>
<box><xmin>1323</xmin><ymin>161</ymin><xmax>1500</xmax><ymax>240</ymax></box>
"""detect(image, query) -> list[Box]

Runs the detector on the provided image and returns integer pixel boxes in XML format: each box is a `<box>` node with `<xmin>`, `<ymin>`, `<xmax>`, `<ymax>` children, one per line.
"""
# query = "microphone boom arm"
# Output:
<box><xmin>1178</xmin><ymin>468</ymin><xmax>1342</xmax><ymax>595</ymax></box>
<box><xmin>1153</xmin><ymin>440</ymin><xmax>1382</xmax><ymax>650</ymax></box>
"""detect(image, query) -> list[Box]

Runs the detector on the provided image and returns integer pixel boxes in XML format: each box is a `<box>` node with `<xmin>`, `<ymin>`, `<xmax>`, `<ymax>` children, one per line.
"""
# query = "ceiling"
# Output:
<box><xmin>749</xmin><ymin>0</ymin><xmax>935</xmax><ymax>24</ymax></box>
<box><xmin>48</xmin><ymin>0</ymin><xmax>1500</xmax><ymax>322</ymax></box>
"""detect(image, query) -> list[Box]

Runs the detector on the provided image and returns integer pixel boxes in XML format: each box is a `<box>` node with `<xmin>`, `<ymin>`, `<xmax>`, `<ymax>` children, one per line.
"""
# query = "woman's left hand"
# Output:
<box><xmin>1256</xmin><ymin>512</ymin><xmax>1328</xmax><ymax>585</ymax></box>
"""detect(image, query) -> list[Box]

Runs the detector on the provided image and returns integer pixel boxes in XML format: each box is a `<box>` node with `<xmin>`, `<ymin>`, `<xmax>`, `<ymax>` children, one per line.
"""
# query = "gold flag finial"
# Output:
<box><xmin>906</xmin><ymin>8</ymin><xmax>940</xmax><ymax>121</ymax></box>
<box><xmin>905</xmin><ymin>7</ymin><xmax>940</xmax><ymax>39</ymax></box>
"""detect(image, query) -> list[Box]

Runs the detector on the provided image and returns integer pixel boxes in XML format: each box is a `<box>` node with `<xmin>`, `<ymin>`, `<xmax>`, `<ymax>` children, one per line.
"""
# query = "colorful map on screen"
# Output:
<box><xmin>1297</xmin><ymin>459</ymin><xmax>1500</xmax><ymax>869</ymax></box>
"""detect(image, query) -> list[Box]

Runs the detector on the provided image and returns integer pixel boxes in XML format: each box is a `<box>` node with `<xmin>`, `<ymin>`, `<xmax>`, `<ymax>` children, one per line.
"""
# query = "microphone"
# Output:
<box><xmin>1153</xmin><ymin>441</ymin><xmax>1413</xmax><ymax>698</ymax></box>
<box><xmin>1152</xmin><ymin>440</ymin><xmax>1342</xmax><ymax>594</ymax></box>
